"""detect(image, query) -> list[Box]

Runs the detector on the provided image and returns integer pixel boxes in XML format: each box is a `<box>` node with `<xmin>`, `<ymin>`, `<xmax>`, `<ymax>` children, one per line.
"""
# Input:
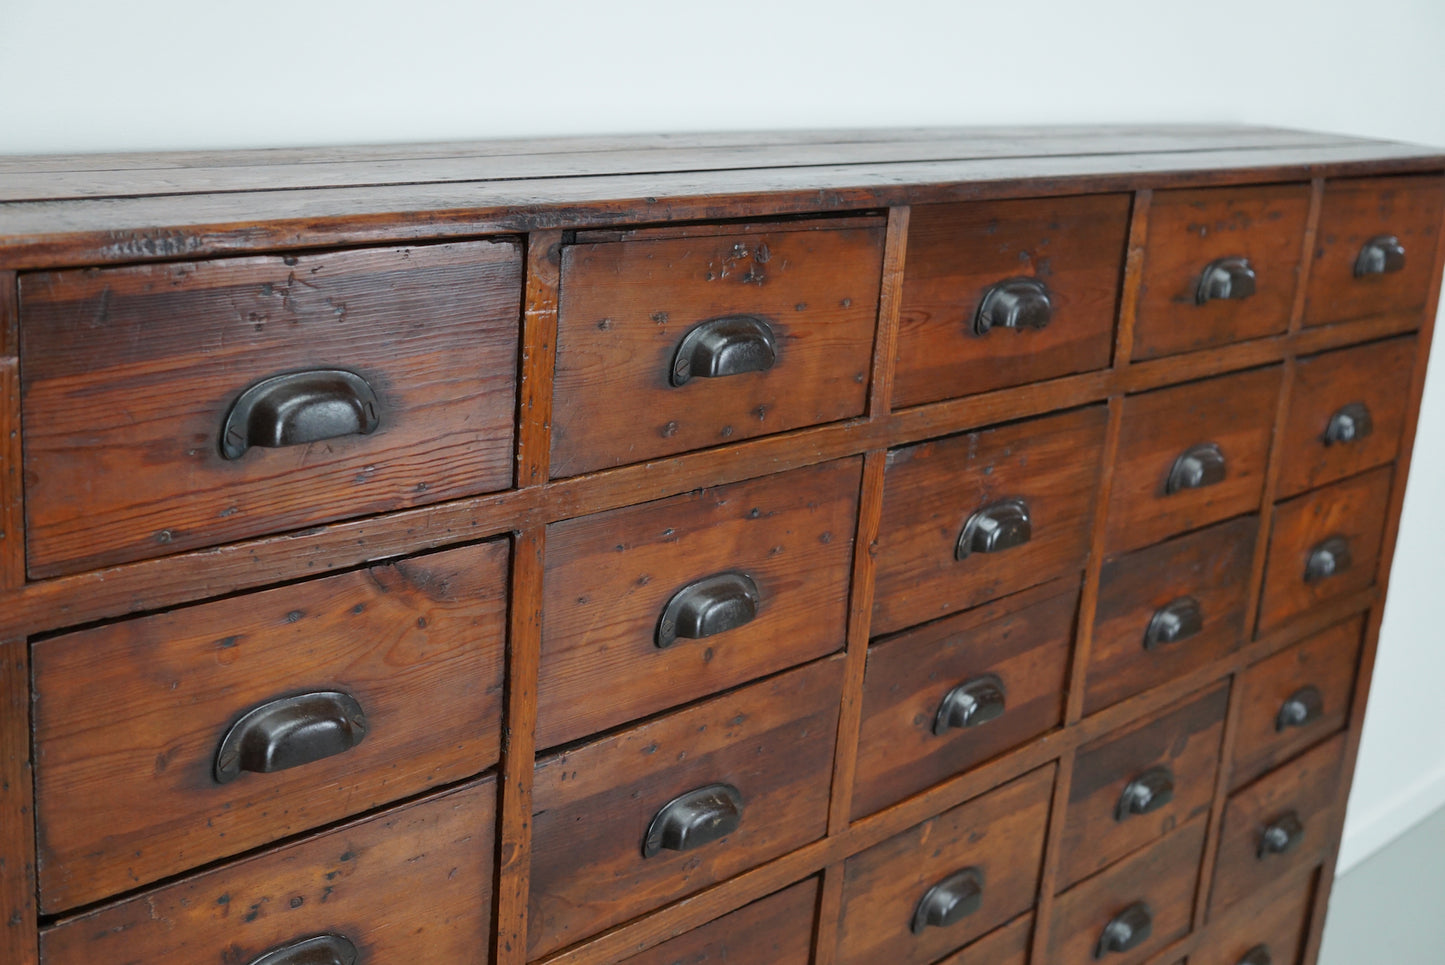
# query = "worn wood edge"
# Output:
<box><xmin>811</xmin><ymin>865</ymin><xmax>845</xmax><ymax>965</ymax></box>
<box><xmin>1027</xmin><ymin>751</ymin><xmax>1076</xmax><ymax>963</ymax></box>
<box><xmin>1287</xmin><ymin>179</ymin><xmax>1326</xmax><ymax>337</ymax></box>
<box><xmin>517</xmin><ymin>231</ymin><xmax>563</xmax><ymax>488</ymax></box>
<box><xmin>1112</xmin><ymin>188</ymin><xmax>1151</xmax><ymax>367</ymax></box>
<box><xmin>865</xmin><ymin>206</ymin><xmax>908</xmax><ymax>418</ymax></box>
<box><xmin>0</xmin><ymin>270</ymin><xmax>14</xmax><ymax>357</ymax></box>
<box><xmin>0</xmin><ymin>359</ymin><xmax>20</xmax><ymax>592</ymax></box>
<box><xmin>0</xmin><ymin>637</ymin><xmax>37</xmax><ymax>965</ymax></box>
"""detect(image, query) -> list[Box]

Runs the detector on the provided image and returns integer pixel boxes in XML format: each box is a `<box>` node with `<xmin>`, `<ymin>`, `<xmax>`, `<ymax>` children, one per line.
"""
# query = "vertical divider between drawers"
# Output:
<box><xmin>1287</xmin><ymin>180</ymin><xmax>1327</xmax><ymax>338</ymax></box>
<box><xmin>1025</xmin><ymin>747</ymin><xmax>1078</xmax><ymax>964</ymax></box>
<box><xmin>1110</xmin><ymin>188</ymin><xmax>1152</xmax><ymax>369</ymax></box>
<box><xmin>1</xmin><ymin>356</ymin><xmax>21</xmax><ymax>593</ymax></box>
<box><xmin>0</xmin><ymin>637</ymin><xmax>36</xmax><ymax>965</ymax></box>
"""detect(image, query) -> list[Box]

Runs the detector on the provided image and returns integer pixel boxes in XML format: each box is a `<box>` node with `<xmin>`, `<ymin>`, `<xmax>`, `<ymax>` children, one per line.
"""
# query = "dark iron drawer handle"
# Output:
<box><xmin>1196</xmin><ymin>256</ymin><xmax>1257</xmax><ymax>304</ymax></box>
<box><xmin>214</xmin><ymin>691</ymin><xmax>367</xmax><ymax>784</ymax></box>
<box><xmin>1324</xmin><ymin>401</ymin><xmax>1374</xmax><ymax>445</ymax></box>
<box><xmin>1167</xmin><ymin>442</ymin><xmax>1227</xmax><ymax>494</ymax></box>
<box><xmin>221</xmin><ymin>369</ymin><xmax>380</xmax><ymax>460</ymax></box>
<box><xmin>670</xmin><ymin>315</ymin><xmax>777</xmax><ymax>386</ymax></box>
<box><xmin>1305</xmin><ymin>536</ymin><xmax>1352</xmax><ymax>584</ymax></box>
<box><xmin>1276</xmin><ymin>685</ymin><xmax>1325</xmax><ymax>731</ymax></box>
<box><xmin>933</xmin><ymin>674</ymin><xmax>1007</xmax><ymax>735</ymax></box>
<box><xmin>1355</xmin><ymin>234</ymin><xmax>1406</xmax><ymax>277</ymax></box>
<box><xmin>1095</xmin><ymin>901</ymin><xmax>1153</xmax><ymax>958</ymax></box>
<box><xmin>1238</xmin><ymin>944</ymin><xmax>1273</xmax><ymax>965</ymax></box>
<box><xmin>246</xmin><ymin>934</ymin><xmax>358</xmax><ymax>965</ymax></box>
<box><xmin>643</xmin><ymin>783</ymin><xmax>743</xmax><ymax>858</ymax></box>
<box><xmin>1258</xmin><ymin>810</ymin><xmax>1305</xmax><ymax>858</ymax></box>
<box><xmin>1144</xmin><ymin>596</ymin><xmax>1204</xmax><ymax>651</ymax></box>
<box><xmin>1116</xmin><ymin>765</ymin><xmax>1175</xmax><ymax>821</ymax></box>
<box><xmin>911</xmin><ymin>866</ymin><xmax>984</xmax><ymax>934</ymax></box>
<box><xmin>974</xmin><ymin>277</ymin><xmax>1053</xmax><ymax>335</ymax></box>
<box><xmin>656</xmin><ymin>572</ymin><xmax>760</xmax><ymax>649</ymax></box>
<box><xmin>956</xmin><ymin>498</ymin><xmax>1032</xmax><ymax>560</ymax></box>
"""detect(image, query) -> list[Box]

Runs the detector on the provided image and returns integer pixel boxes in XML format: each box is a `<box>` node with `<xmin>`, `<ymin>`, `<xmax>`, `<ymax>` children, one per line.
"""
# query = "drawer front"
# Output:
<box><xmin>1086</xmin><ymin>517</ymin><xmax>1257</xmax><ymax>715</ymax></box>
<box><xmin>550</xmin><ymin>220</ymin><xmax>885</xmax><ymax>477</ymax></box>
<box><xmin>1059</xmin><ymin>684</ymin><xmax>1227</xmax><ymax>888</ymax></box>
<box><xmin>1192</xmin><ymin>881</ymin><xmax>1312</xmax><ymax>965</ymax></box>
<box><xmin>1209</xmin><ymin>734</ymin><xmax>1346</xmax><ymax>917</ymax></box>
<box><xmin>1257</xmin><ymin>467</ymin><xmax>1392</xmax><ymax>636</ymax></box>
<box><xmin>1106</xmin><ymin>366</ymin><xmax>1281</xmax><ymax>554</ymax></box>
<box><xmin>20</xmin><ymin>241</ymin><xmax>522</xmax><ymax>578</ymax></box>
<box><xmin>40</xmin><ymin>777</ymin><xmax>495</xmax><ymax>965</ymax></box>
<box><xmin>852</xmin><ymin>583</ymin><xmax>1075</xmax><ymax>820</ymax></box>
<box><xmin>1231</xmin><ymin>616</ymin><xmax>1362</xmax><ymax>790</ymax></box>
<box><xmin>894</xmin><ymin>194</ymin><xmax>1130</xmax><ymax>407</ymax></box>
<box><xmin>932</xmin><ymin>913</ymin><xmax>1033</xmax><ymax>965</ymax></box>
<box><xmin>1303</xmin><ymin>175</ymin><xmax>1445</xmax><ymax>328</ymax></box>
<box><xmin>527</xmin><ymin>656</ymin><xmax>843</xmax><ymax>959</ymax></box>
<box><xmin>874</xmin><ymin>406</ymin><xmax>1108</xmax><ymax>636</ymax></box>
<box><xmin>618</xmin><ymin>878</ymin><xmax>817</xmax><ymax>965</ymax></box>
<box><xmin>539</xmin><ymin>458</ymin><xmax>860</xmax><ymax>748</ymax></box>
<box><xmin>1133</xmin><ymin>184</ymin><xmax>1310</xmax><ymax>360</ymax></box>
<box><xmin>837</xmin><ymin>766</ymin><xmax>1053</xmax><ymax>965</ymax></box>
<box><xmin>1276</xmin><ymin>335</ymin><xmax>1415</xmax><ymax>499</ymax></box>
<box><xmin>33</xmin><ymin>540</ymin><xmax>508</xmax><ymax>913</ymax></box>
<box><xmin>1049</xmin><ymin>819</ymin><xmax>1207</xmax><ymax>965</ymax></box>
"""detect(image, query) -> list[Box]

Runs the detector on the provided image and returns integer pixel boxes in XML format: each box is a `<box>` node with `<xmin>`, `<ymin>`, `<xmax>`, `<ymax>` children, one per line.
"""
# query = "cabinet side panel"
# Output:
<box><xmin>0</xmin><ymin>636</ymin><xmax>36</xmax><ymax>965</ymax></box>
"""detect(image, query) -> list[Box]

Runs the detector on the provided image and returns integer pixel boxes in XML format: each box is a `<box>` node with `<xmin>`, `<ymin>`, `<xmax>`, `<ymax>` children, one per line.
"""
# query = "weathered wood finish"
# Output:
<box><xmin>0</xmin><ymin>638</ymin><xmax>36</xmax><ymax>965</ymax></box>
<box><xmin>1190</xmin><ymin>873</ymin><xmax>1313</xmax><ymax>965</ymax></box>
<box><xmin>932</xmin><ymin>913</ymin><xmax>1034</xmax><ymax>965</ymax></box>
<box><xmin>616</xmin><ymin>879</ymin><xmax>818</xmax><ymax>965</ymax></box>
<box><xmin>0</xmin><ymin>356</ymin><xmax>19</xmax><ymax>592</ymax></box>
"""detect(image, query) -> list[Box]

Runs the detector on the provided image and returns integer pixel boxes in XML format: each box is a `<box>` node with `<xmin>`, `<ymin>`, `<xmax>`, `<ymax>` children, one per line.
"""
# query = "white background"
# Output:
<box><xmin>2</xmin><ymin>0</ymin><xmax>1443</xmax><ymax>872</ymax></box>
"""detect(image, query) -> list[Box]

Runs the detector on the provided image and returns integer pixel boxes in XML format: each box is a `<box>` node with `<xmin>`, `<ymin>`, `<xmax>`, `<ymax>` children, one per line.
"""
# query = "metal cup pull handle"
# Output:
<box><xmin>221</xmin><ymin>369</ymin><xmax>380</xmax><ymax>460</ymax></box>
<box><xmin>246</xmin><ymin>934</ymin><xmax>359</xmax><ymax>965</ymax></box>
<box><xmin>214</xmin><ymin>691</ymin><xmax>367</xmax><ymax>784</ymax></box>
<box><xmin>670</xmin><ymin>315</ymin><xmax>777</xmax><ymax>386</ymax></box>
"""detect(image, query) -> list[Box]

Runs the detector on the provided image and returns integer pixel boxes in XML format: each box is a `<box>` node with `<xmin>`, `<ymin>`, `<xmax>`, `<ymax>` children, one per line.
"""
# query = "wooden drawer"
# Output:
<box><xmin>1276</xmin><ymin>336</ymin><xmax>1415</xmax><ymax>499</ymax></box>
<box><xmin>836</xmin><ymin>767</ymin><xmax>1053</xmax><ymax>965</ymax></box>
<box><xmin>852</xmin><ymin>582</ymin><xmax>1075</xmax><ymax>820</ymax></box>
<box><xmin>1133</xmin><ymin>184</ymin><xmax>1310</xmax><ymax>360</ymax></box>
<box><xmin>1106</xmin><ymin>366</ymin><xmax>1280</xmax><ymax>554</ymax></box>
<box><xmin>550</xmin><ymin>219</ymin><xmax>885</xmax><ymax>477</ymax></box>
<box><xmin>40</xmin><ymin>777</ymin><xmax>495</xmax><ymax>965</ymax></box>
<box><xmin>32</xmin><ymin>540</ymin><xmax>508</xmax><ymax>913</ymax></box>
<box><xmin>1209</xmin><ymin>735</ymin><xmax>1346</xmax><ymax>918</ymax></box>
<box><xmin>894</xmin><ymin>194</ymin><xmax>1130</xmax><ymax>407</ymax></box>
<box><xmin>1086</xmin><ymin>516</ymin><xmax>1257</xmax><ymax>715</ymax></box>
<box><xmin>1257</xmin><ymin>467</ymin><xmax>1392</xmax><ymax>636</ymax></box>
<box><xmin>1231</xmin><ymin>616</ymin><xmax>1362</xmax><ymax>790</ymax></box>
<box><xmin>527</xmin><ymin>656</ymin><xmax>843</xmax><ymax>959</ymax></box>
<box><xmin>538</xmin><ymin>458</ymin><xmax>859</xmax><ymax>748</ymax></box>
<box><xmin>1303</xmin><ymin>175</ymin><xmax>1445</xmax><ymax>328</ymax></box>
<box><xmin>617</xmin><ymin>879</ymin><xmax>817</xmax><ymax>965</ymax></box>
<box><xmin>932</xmin><ymin>913</ymin><xmax>1033</xmax><ymax>965</ymax></box>
<box><xmin>1059</xmin><ymin>684</ymin><xmax>1227</xmax><ymax>889</ymax></box>
<box><xmin>19</xmin><ymin>241</ymin><xmax>522</xmax><ymax>578</ymax></box>
<box><xmin>1192</xmin><ymin>880</ymin><xmax>1313</xmax><ymax>965</ymax></box>
<box><xmin>1049</xmin><ymin>819</ymin><xmax>1206</xmax><ymax>965</ymax></box>
<box><xmin>873</xmin><ymin>406</ymin><xmax>1107</xmax><ymax>636</ymax></box>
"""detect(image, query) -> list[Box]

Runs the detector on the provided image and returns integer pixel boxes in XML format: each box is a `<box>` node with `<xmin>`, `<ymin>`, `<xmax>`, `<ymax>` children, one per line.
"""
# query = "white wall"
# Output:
<box><xmin>3</xmin><ymin>0</ymin><xmax>1444</xmax><ymax>872</ymax></box>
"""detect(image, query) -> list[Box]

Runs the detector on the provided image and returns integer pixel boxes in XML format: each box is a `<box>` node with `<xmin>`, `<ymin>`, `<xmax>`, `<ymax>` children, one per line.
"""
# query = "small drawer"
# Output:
<box><xmin>932</xmin><ymin>913</ymin><xmax>1033</xmax><ymax>965</ymax></box>
<box><xmin>618</xmin><ymin>878</ymin><xmax>818</xmax><ymax>965</ymax></box>
<box><xmin>1059</xmin><ymin>683</ymin><xmax>1227</xmax><ymax>889</ymax></box>
<box><xmin>873</xmin><ymin>406</ymin><xmax>1107</xmax><ymax>636</ymax></box>
<box><xmin>40</xmin><ymin>777</ymin><xmax>495</xmax><ymax>965</ymax></box>
<box><xmin>1209</xmin><ymin>734</ymin><xmax>1347</xmax><ymax>917</ymax></box>
<box><xmin>20</xmin><ymin>241</ymin><xmax>522</xmax><ymax>578</ymax></box>
<box><xmin>1257</xmin><ymin>467</ymin><xmax>1392</xmax><ymax>636</ymax></box>
<box><xmin>852</xmin><ymin>582</ymin><xmax>1075</xmax><ymax>820</ymax></box>
<box><xmin>1085</xmin><ymin>516</ymin><xmax>1257</xmax><ymax>715</ymax></box>
<box><xmin>894</xmin><ymin>194</ymin><xmax>1130</xmax><ymax>408</ymax></box>
<box><xmin>527</xmin><ymin>656</ymin><xmax>843</xmax><ymax>960</ymax></box>
<box><xmin>1303</xmin><ymin>175</ymin><xmax>1445</xmax><ymax>328</ymax></box>
<box><xmin>539</xmin><ymin>458</ymin><xmax>860</xmax><ymax>748</ymax></box>
<box><xmin>1049</xmin><ymin>818</ymin><xmax>1207</xmax><ymax>965</ymax></box>
<box><xmin>32</xmin><ymin>540</ymin><xmax>508</xmax><ymax>913</ymax></box>
<box><xmin>1231</xmin><ymin>616</ymin><xmax>1362</xmax><ymax>790</ymax></box>
<box><xmin>1132</xmin><ymin>184</ymin><xmax>1310</xmax><ymax>360</ymax></box>
<box><xmin>1106</xmin><ymin>366</ymin><xmax>1281</xmax><ymax>554</ymax></box>
<box><xmin>1191</xmin><ymin>879</ymin><xmax>1313</xmax><ymax>965</ymax></box>
<box><xmin>550</xmin><ymin>219</ymin><xmax>885</xmax><ymax>477</ymax></box>
<box><xmin>1276</xmin><ymin>335</ymin><xmax>1415</xmax><ymax>499</ymax></box>
<box><xmin>837</xmin><ymin>767</ymin><xmax>1053</xmax><ymax>965</ymax></box>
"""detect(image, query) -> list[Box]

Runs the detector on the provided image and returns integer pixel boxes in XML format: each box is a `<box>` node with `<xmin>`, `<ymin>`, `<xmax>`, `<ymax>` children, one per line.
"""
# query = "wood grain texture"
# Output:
<box><xmin>517</xmin><ymin>231</ymin><xmax>564</xmax><ymax>487</ymax></box>
<box><xmin>0</xmin><ymin>358</ymin><xmax>19</xmax><ymax>591</ymax></box>
<box><xmin>616</xmin><ymin>878</ymin><xmax>817</xmax><ymax>965</ymax></box>
<box><xmin>0</xmin><ymin>638</ymin><xmax>36</xmax><ymax>965</ymax></box>
<box><xmin>865</xmin><ymin>206</ymin><xmax>910</xmax><ymax>418</ymax></box>
<box><xmin>1190</xmin><ymin>865</ymin><xmax>1313</xmax><ymax>965</ymax></box>
<box><xmin>932</xmin><ymin>912</ymin><xmax>1033</xmax><ymax>965</ymax></box>
<box><xmin>0</xmin><ymin>269</ymin><xmax>15</xmax><ymax>357</ymax></box>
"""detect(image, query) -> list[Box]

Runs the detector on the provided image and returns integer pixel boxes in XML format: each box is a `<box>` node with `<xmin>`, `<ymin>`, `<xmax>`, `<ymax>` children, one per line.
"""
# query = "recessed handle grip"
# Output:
<box><xmin>1276</xmin><ymin>685</ymin><xmax>1325</xmax><ymax>731</ymax></box>
<box><xmin>956</xmin><ymin>498</ymin><xmax>1032</xmax><ymax>560</ymax></box>
<box><xmin>1143</xmin><ymin>596</ymin><xmax>1204</xmax><ymax>651</ymax></box>
<box><xmin>670</xmin><ymin>315</ymin><xmax>777</xmax><ymax>386</ymax></box>
<box><xmin>656</xmin><ymin>572</ymin><xmax>760</xmax><ymax>649</ymax></box>
<box><xmin>1258</xmin><ymin>810</ymin><xmax>1305</xmax><ymax>858</ymax></box>
<box><xmin>221</xmin><ymin>369</ymin><xmax>380</xmax><ymax>460</ymax></box>
<box><xmin>1237</xmin><ymin>943</ymin><xmax>1274</xmax><ymax>965</ymax></box>
<box><xmin>1167</xmin><ymin>442</ymin><xmax>1227</xmax><ymax>494</ymax></box>
<box><xmin>1324</xmin><ymin>402</ymin><xmax>1374</xmax><ymax>445</ymax></box>
<box><xmin>1305</xmin><ymin>536</ymin><xmax>1352</xmax><ymax>584</ymax></box>
<box><xmin>933</xmin><ymin>674</ymin><xmax>1007</xmax><ymax>735</ymax></box>
<box><xmin>974</xmin><ymin>277</ymin><xmax>1053</xmax><ymax>335</ymax></box>
<box><xmin>246</xmin><ymin>934</ymin><xmax>358</xmax><ymax>965</ymax></box>
<box><xmin>910</xmin><ymin>866</ymin><xmax>985</xmax><ymax>934</ymax></box>
<box><xmin>1355</xmin><ymin>234</ymin><xmax>1406</xmax><ymax>277</ymax></box>
<box><xmin>1095</xmin><ymin>901</ymin><xmax>1153</xmax><ymax>957</ymax></box>
<box><xmin>643</xmin><ymin>783</ymin><xmax>743</xmax><ymax>858</ymax></box>
<box><xmin>1196</xmin><ymin>256</ymin><xmax>1257</xmax><ymax>304</ymax></box>
<box><xmin>214</xmin><ymin>691</ymin><xmax>367</xmax><ymax>784</ymax></box>
<box><xmin>1115</xmin><ymin>765</ymin><xmax>1175</xmax><ymax>821</ymax></box>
